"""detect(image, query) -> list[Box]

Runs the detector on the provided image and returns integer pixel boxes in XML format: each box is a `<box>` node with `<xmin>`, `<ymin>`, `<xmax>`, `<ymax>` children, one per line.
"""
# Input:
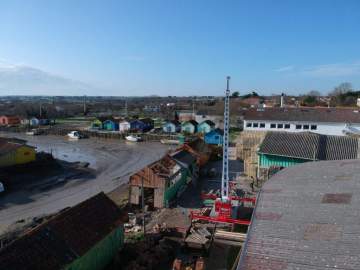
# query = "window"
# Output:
<box><xmin>253</xmin><ymin>123</ymin><xmax>259</xmax><ymax>128</ymax></box>
<box><xmin>277</xmin><ymin>124</ymin><xmax>283</xmax><ymax>128</ymax></box>
<box><xmin>284</xmin><ymin>124</ymin><xmax>290</xmax><ymax>129</ymax></box>
<box><xmin>246</xmin><ymin>122</ymin><xmax>252</xmax><ymax>128</ymax></box>
<box><xmin>296</xmin><ymin>125</ymin><xmax>302</xmax><ymax>130</ymax></box>
<box><xmin>270</xmin><ymin>123</ymin><xmax>276</xmax><ymax>128</ymax></box>
<box><xmin>260</xmin><ymin>123</ymin><xmax>265</xmax><ymax>128</ymax></box>
<box><xmin>303</xmin><ymin>125</ymin><xmax>309</xmax><ymax>130</ymax></box>
<box><xmin>311</xmin><ymin>125</ymin><xmax>317</xmax><ymax>130</ymax></box>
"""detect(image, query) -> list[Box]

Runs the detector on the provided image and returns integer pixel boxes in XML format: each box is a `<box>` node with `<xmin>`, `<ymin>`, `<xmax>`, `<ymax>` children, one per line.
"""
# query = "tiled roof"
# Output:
<box><xmin>259</xmin><ymin>132</ymin><xmax>359</xmax><ymax>160</ymax></box>
<box><xmin>244</xmin><ymin>107</ymin><xmax>360</xmax><ymax>123</ymax></box>
<box><xmin>0</xmin><ymin>193</ymin><xmax>124</xmax><ymax>270</ymax></box>
<box><xmin>238</xmin><ymin>159</ymin><xmax>360</xmax><ymax>270</ymax></box>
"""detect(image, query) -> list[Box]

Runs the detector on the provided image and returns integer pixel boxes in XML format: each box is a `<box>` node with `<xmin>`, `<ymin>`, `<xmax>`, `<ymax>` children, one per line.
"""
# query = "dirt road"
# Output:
<box><xmin>0</xmin><ymin>133</ymin><xmax>173</xmax><ymax>233</ymax></box>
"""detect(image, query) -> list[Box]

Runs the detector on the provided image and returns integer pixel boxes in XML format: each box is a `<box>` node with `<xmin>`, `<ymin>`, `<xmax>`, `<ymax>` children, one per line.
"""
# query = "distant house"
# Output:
<box><xmin>119</xmin><ymin>120</ymin><xmax>131</xmax><ymax>133</ymax></box>
<box><xmin>181</xmin><ymin>120</ymin><xmax>198</xmax><ymax>134</ymax></box>
<box><xmin>0</xmin><ymin>192</ymin><xmax>124</xmax><ymax>270</ymax></box>
<box><xmin>130</xmin><ymin>118</ymin><xmax>154</xmax><ymax>132</ymax></box>
<box><xmin>30</xmin><ymin>117</ymin><xmax>40</xmax><ymax>126</ymax></box>
<box><xmin>243</xmin><ymin>107</ymin><xmax>360</xmax><ymax>136</ymax></box>
<box><xmin>91</xmin><ymin>118</ymin><xmax>103</xmax><ymax>129</ymax></box>
<box><xmin>39</xmin><ymin>118</ymin><xmax>50</xmax><ymax>125</ymax></box>
<box><xmin>177</xmin><ymin>110</ymin><xmax>195</xmax><ymax>122</ymax></box>
<box><xmin>258</xmin><ymin>132</ymin><xmax>360</xmax><ymax>171</ymax></box>
<box><xmin>197</xmin><ymin>120</ymin><xmax>215</xmax><ymax>134</ymax></box>
<box><xmin>130</xmin><ymin>154</ymin><xmax>196</xmax><ymax>208</ymax></box>
<box><xmin>195</xmin><ymin>111</ymin><xmax>223</xmax><ymax>128</ymax></box>
<box><xmin>0</xmin><ymin>115</ymin><xmax>21</xmax><ymax>126</ymax></box>
<box><xmin>0</xmin><ymin>137</ymin><xmax>36</xmax><ymax>168</ymax></box>
<box><xmin>103</xmin><ymin>119</ymin><xmax>119</xmax><ymax>131</ymax></box>
<box><xmin>163</xmin><ymin>120</ymin><xmax>181</xmax><ymax>133</ymax></box>
<box><xmin>204</xmin><ymin>128</ymin><xmax>223</xmax><ymax>145</ymax></box>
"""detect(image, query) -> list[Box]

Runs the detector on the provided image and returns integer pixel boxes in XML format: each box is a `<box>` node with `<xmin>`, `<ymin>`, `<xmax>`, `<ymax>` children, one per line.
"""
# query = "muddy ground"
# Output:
<box><xmin>0</xmin><ymin>132</ymin><xmax>173</xmax><ymax>233</ymax></box>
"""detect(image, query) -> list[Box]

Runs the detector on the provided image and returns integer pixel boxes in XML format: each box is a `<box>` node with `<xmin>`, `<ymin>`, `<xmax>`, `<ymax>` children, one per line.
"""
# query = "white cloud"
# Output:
<box><xmin>0</xmin><ymin>62</ymin><xmax>97</xmax><ymax>95</ymax></box>
<box><xmin>274</xmin><ymin>65</ymin><xmax>294</xmax><ymax>72</ymax></box>
<box><xmin>302</xmin><ymin>62</ymin><xmax>360</xmax><ymax>77</ymax></box>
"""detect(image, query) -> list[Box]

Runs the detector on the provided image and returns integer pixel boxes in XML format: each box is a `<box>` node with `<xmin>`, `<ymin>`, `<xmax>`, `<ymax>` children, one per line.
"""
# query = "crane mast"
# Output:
<box><xmin>221</xmin><ymin>76</ymin><xmax>231</xmax><ymax>200</ymax></box>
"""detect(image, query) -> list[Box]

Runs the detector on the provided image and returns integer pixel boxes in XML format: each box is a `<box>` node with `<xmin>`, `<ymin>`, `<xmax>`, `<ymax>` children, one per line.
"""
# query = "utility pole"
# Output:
<box><xmin>124</xmin><ymin>99</ymin><xmax>128</xmax><ymax>117</ymax></box>
<box><xmin>39</xmin><ymin>102</ymin><xmax>42</xmax><ymax>118</ymax></box>
<box><xmin>83</xmin><ymin>95</ymin><xmax>87</xmax><ymax>115</ymax></box>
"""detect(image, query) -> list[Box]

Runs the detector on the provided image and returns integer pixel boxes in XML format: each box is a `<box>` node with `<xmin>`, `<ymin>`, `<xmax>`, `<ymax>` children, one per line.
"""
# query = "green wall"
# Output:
<box><xmin>259</xmin><ymin>153</ymin><xmax>310</xmax><ymax>168</ymax></box>
<box><xmin>65</xmin><ymin>227</ymin><xmax>124</xmax><ymax>270</ymax></box>
<box><xmin>164</xmin><ymin>168</ymin><xmax>192</xmax><ymax>207</ymax></box>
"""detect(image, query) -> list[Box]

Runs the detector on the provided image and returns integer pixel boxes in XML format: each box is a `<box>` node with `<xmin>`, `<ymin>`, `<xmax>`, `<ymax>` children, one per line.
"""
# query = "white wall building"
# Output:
<box><xmin>119</xmin><ymin>120</ymin><xmax>131</xmax><ymax>133</ymax></box>
<box><xmin>243</xmin><ymin>108</ymin><xmax>360</xmax><ymax>136</ymax></box>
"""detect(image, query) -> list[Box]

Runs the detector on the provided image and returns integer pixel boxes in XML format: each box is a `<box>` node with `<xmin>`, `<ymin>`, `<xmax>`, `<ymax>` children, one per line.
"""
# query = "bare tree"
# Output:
<box><xmin>329</xmin><ymin>82</ymin><xmax>353</xmax><ymax>96</ymax></box>
<box><xmin>307</xmin><ymin>90</ymin><xmax>321</xmax><ymax>97</ymax></box>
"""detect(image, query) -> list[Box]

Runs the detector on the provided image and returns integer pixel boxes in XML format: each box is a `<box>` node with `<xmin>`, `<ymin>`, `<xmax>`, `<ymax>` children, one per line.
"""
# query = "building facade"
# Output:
<box><xmin>243</xmin><ymin>108</ymin><xmax>360</xmax><ymax>136</ymax></box>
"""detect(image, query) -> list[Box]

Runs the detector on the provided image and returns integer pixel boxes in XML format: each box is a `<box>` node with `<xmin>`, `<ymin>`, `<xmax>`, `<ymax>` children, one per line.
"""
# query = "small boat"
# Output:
<box><xmin>67</xmin><ymin>131</ymin><xmax>83</xmax><ymax>140</ymax></box>
<box><xmin>26</xmin><ymin>129</ymin><xmax>41</xmax><ymax>136</ymax></box>
<box><xmin>126</xmin><ymin>135</ymin><xmax>141</xmax><ymax>142</ymax></box>
<box><xmin>160</xmin><ymin>139</ymin><xmax>180</xmax><ymax>145</ymax></box>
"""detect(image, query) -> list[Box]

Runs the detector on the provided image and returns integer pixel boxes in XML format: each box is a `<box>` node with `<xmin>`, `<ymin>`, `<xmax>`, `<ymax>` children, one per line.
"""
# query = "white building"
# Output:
<box><xmin>119</xmin><ymin>120</ymin><xmax>131</xmax><ymax>133</ymax></box>
<box><xmin>243</xmin><ymin>107</ymin><xmax>360</xmax><ymax>136</ymax></box>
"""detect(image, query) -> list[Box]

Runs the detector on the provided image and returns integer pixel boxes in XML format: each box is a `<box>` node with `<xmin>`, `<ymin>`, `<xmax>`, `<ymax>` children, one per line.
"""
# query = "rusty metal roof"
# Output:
<box><xmin>0</xmin><ymin>192</ymin><xmax>124</xmax><ymax>270</ymax></box>
<box><xmin>238</xmin><ymin>159</ymin><xmax>360</xmax><ymax>270</ymax></box>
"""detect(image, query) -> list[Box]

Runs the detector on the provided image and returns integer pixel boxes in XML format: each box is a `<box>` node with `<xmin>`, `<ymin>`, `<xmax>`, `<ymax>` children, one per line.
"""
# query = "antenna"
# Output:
<box><xmin>221</xmin><ymin>76</ymin><xmax>231</xmax><ymax>200</ymax></box>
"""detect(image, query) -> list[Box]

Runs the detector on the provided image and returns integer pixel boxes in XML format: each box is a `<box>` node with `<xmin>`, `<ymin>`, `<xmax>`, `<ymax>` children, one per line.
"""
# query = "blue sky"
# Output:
<box><xmin>0</xmin><ymin>0</ymin><xmax>360</xmax><ymax>96</ymax></box>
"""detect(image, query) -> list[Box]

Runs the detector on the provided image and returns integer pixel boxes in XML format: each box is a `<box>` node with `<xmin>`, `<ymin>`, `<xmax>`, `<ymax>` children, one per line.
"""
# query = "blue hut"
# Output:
<box><xmin>163</xmin><ymin>120</ymin><xmax>181</xmax><ymax>133</ymax></box>
<box><xmin>30</xmin><ymin>117</ymin><xmax>40</xmax><ymax>126</ymax></box>
<box><xmin>198</xmin><ymin>120</ymin><xmax>215</xmax><ymax>134</ymax></box>
<box><xmin>130</xmin><ymin>118</ymin><xmax>154</xmax><ymax>132</ymax></box>
<box><xmin>204</xmin><ymin>128</ymin><xmax>223</xmax><ymax>145</ymax></box>
<box><xmin>103</xmin><ymin>119</ymin><xmax>119</xmax><ymax>131</ymax></box>
<box><xmin>181</xmin><ymin>120</ymin><xmax>198</xmax><ymax>134</ymax></box>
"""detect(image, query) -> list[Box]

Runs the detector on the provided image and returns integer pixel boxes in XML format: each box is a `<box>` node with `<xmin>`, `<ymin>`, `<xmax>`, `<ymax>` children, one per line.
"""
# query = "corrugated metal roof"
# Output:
<box><xmin>244</xmin><ymin>107</ymin><xmax>360</xmax><ymax>123</ymax></box>
<box><xmin>259</xmin><ymin>132</ymin><xmax>359</xmax><ymax>160</ymax></box>
<box><xmin>238</xmin><ymin>159</ymin><xmax>360</xmax><ymax>270</ymax></box>
<box><xmin>0</xmin><ymin>192</ymin><xmax>124</xmax><ymax>270</ymax></box>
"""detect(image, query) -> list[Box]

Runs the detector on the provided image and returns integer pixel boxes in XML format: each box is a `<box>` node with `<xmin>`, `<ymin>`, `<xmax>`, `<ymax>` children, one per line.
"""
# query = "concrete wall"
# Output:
<box><xmin>243</xmin><ymin>120</ymin><xmax>358</xmax><ymax>136</ymax></box>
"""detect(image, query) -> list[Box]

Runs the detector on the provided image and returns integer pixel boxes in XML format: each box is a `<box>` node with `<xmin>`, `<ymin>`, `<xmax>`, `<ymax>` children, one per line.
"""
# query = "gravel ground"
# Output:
<box><xmin>0</xmin><ymin>132</ymin><xmax>173</xmax><ymax>233</ymax></box>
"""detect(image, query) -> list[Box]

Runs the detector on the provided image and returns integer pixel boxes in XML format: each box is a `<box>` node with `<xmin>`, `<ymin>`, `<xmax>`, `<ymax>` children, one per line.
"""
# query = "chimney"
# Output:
<box><xmin>280</xmin><ymin>93</ymin><xmax>285</xmax><ymax>108</ymax></box>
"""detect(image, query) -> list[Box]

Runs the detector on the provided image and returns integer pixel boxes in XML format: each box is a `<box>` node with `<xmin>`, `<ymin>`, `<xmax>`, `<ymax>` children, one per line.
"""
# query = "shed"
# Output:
<box><xmin>258</xmin><ymin>131</ymin><xmax>360</xmax><ymax>170</ymax></box>
<box><xmin>0</xmin><ymin>138</ymin><xmax>36</xmax><ymax>168</ymax></box>
<box><xmin>180</xmin><ymin>138</ymin><xmax>212</xmax><ymax>167</ymax></box>
<box><xmin>30</xmin><ymin>117</ymin><xmax>40</xmax><ymax>126</ymax></box>
<box><xmin>129</xmin><ymin>155</ymin><xmax>193</xmax><ymax>208</ymax></box>
<box><xmin>181</xmin><ymin>120</ymin><xmax>198</xmax><ymax>134</ymax></box>
<box><xmin>103</xmin><ymin>119</ymin><xmax>119</xmax><ymax>131</ymax></box>
<box><xmin>163</xmin><ymin>120</ymin><xmax>181</xmax><ymax>133</ymax></box>
<box><xmin>0</xmin><ymin>115</ymin><xmax>21</xmax><ymax>126</ymax></box>
<box><xmin>119</xmin><ymin>120</ymin><xmax>131</xmax><ymax>133</ymax></box>
<box><xmin>197</xmin><ymin>120</ymin><xmax>215</xmax><ymax>134</ymax></box>
<box><xmin>0</xmin><ymin>192</ymin><xmax>124</xmax><ymax>270</ymax></box>
<box><xmin>204</xmin><ymin>128</ymin><xmax>223</xmax><ymax>145</ymax></box>
<box><xmin>130</xmin><ymin>118</ymin><xmax>154</xmax><ymax>132</ymax></box>
<box><xmin>91</xmin><ymin>118</ymin><xmax>103</xmax><ymax>129</ymax></box>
